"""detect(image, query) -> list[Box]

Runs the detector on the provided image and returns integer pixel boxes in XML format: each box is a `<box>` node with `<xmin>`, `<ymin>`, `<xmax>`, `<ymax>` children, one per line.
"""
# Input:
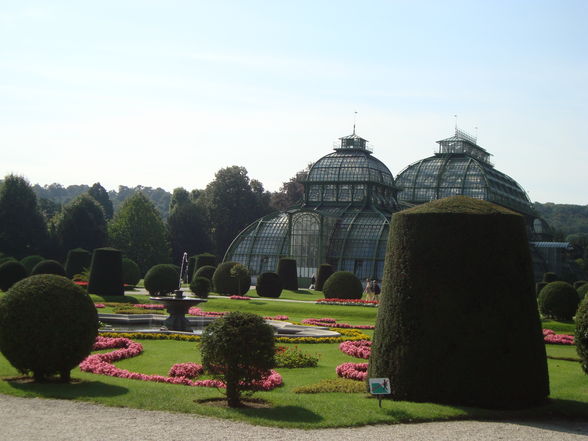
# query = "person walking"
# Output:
<box><xmin>372</xmin><ymin>280</ymin><xmax>381</xmax><ymax>301</ymax></box>
<box><xmin>363</xmin><ymin>278</ymin><xmax>374</xmax><ymax>301</ymax></box>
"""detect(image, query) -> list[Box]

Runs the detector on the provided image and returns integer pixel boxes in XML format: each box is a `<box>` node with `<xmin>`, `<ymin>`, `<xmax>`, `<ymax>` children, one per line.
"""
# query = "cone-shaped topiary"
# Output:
<box><xmin>188</xmin><ymin>256</ymin><xmax>197</xmax><ymax>283</ymax></box>
<box><xmin>578</xmin><ymin>283</ymin><xmax>588</xmax><ymax>301</ymax></box>
<box><xmin>256</xmin><ymin>272</ymin><xmax>283</xmax><ymax>298</ymax></box>
<box><xmin>196</xmin><ymin>253</ymin><xmax>216</xmax><ymax>270</ymax></box>
<box><xmin>122</xmin><ymin>257</ymin><xmax>141</xmax><ymax>286</ymax></box>
<box><xmin>543</xmin><ymin>272</ymin><xmax>559</xmax><ymax>283</ymax></box>
<box><xmin>0</xmin><ymin>274</ymin><xmax>98</xmax><ymax>382</ymax></box>
<box><xmin>576</xmin><ymin>297</ymin><xmax>588</xmax><ymax>374</ymax></box>
<box><xmin>31</xmin><ymin>259</ymin><xmax>66</xmax><ymax>277</ymax></box>
<box><xmin>195</xmin><ymin>265</ymin><xmax>216</xmax><ymax>282</ymax></box>
<box><xmin>144</xmin><ymin>264</ymin><xmax>179</xmax><ymax>296</ymax></box>
<box><xmin>322</xmin><ymin>271</ymin><xmax>362</xmax><ymax>299</ymax></box>
<box><xmin>315</xmin><ymin>264</ymin><xmax>334</xmax><ymax>291</ymax></box>
<box><xmin>277</xmin><ymin>258</ymin><xmax>298</xmax><ymax>291</ymax></box>
<box><xmin>0</xmin><ymin>260</ymin><xmax>28</xmax><ymax>291</ymax></box>
<box><xmin>538</xmin><ymin>281</ymin><xmax>579</xmax><ymax>321</ymax></box>
<box><xmin>20</xmin><ymin>255</ymin><xmax>44</xmax><ymax>275</ymax></box>
<box><xmin>368</xmin><ymin>196</ymin><xmax>549</xmax><ymax>409</ymax></box>
<box><xmin>64</xmin><ymin>248</ymin><xmax>92</xmax><ymax>279</ymax></box>
<box><xmin>190</xmin><ymin>276</ymin><xmax>210</xmax><ymax>299</ymax></box>
<box><xmin>212</xmin><ymin>262</ymin><xmax>251</xmax><ymax>295</ymax></box>
<box><xmin>87</xmin><ymin>248</ymin><xmax>124</xmax><ymax>296</ymax></box>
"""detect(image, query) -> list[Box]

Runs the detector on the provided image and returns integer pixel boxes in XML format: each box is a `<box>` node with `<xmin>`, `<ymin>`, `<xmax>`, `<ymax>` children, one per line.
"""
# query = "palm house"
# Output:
<box><xmin>224</xmin><ymin>130</ymin><xmax>400</xmax><ymax>282</ymax></box>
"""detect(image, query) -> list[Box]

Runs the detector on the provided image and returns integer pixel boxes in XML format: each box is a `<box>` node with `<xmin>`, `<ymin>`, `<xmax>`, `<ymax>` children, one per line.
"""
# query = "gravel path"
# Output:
<box><xmin>0</xmin><ymin>394</ymin><xmax>586</xmax><ymax>441</ymax></box>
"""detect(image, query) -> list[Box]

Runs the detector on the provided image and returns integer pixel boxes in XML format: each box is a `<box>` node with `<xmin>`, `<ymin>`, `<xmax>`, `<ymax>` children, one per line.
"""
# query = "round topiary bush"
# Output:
<box><xmin>189</xmin><ymin>276</ymin><xmax>210</xmax><ymax>299</ymax></box>
<box><xmin>578</xmin><ymin>283</ymin><xmax>588</xmax><ymax>301</ymax></box>
<box><xmin>87</xmin><ymin>248</ymin><xmax>124</xmax><ymax>296</ymax></box>
<box><xmin>122</xmin><ymin>257</ymin><xmax>141</xmax><ymax>286</ymax></box>
<box><xmin>212</xmin><ymin>262</ymin><xmax>251</xmax><ymax>296</ymax></box>
<box><xmin>194</xmin><ymin>265</ymin><xmax>216</xmax><ymax>282</ymax></box>
<box><xmin>144</xmin><ymin>264</ymin><xmax>179</xmax><ymax>296</ymax></box>
<box><xmin>576</xmin><ymin>297</ymin><xmax>588</xmax><ymax>374</ymax></box>
<box><xmin>64</xmin><ymin>248</ymin><xmax>92</xmax><ymax>279</ymax></box>
<box><xmin>535</xmin><ymin>282</ymin><xmax>548</xmax><ymax>297</ymax></box>
<box><xmin>315</xmin><ymin>264</ymin><xmax>334</xmax><ymax>291</ymax></box>
<box><xmin>538</xmin><ymin>281</ymin><xmax>580</xmax><ymax>321</ymax></box>
<box><xmin>573</xmin><ymin>280</ymin><xmax>588</xmax><ymax>290</ymax></box>
<box><xmin>543</xmin><ymin>272</ymin><xmax>559</xmax><ymax>283</ymax></box>
<box><xmin>31</xmin><ymin>259</ymin><xmax>66</xmax><ymax>277</ymax></box>
<box><xmin>20</xmin><ymin>255</ymin><xmax>44</xmax><ymax>275</ymax></box>
<box><xmin>0</xmin><ymin>274</ymin><xmax>98</xmax><ymax>381</ymax></box>
<box><xmin>256</xmin><ymin>272</ymin><xmax>283</xmax><ymax>298</ymax></box>
<box><xmin>0</xmin><ymin>261</ymin><xmax>28</xmax><ymax>291</ymax></box>
<box><xmin>195</xmin><ymin>253</ymin><xmax>216</xmax><ymax>270</ymax></box>
<box><xmin>322</xmin><ymin>271</ymin><xmax>363</xmax><ymax>299</ymax></box>
<box><xmin>277</xmin><ymin>258</ymin><xmax>298</xmax><ymax>291</ymax></box>
<box><xmin>368</xmin><ymin>196</ymin><xmax>548</xmax><ymax>409</ymax></box>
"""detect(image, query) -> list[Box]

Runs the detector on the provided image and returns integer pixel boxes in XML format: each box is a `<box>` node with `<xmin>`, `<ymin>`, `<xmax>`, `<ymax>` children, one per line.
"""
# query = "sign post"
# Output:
<box><xmin>368</xmin><ymin>377</ymin><xmax>391</xmax><ymax>408</ymax></box>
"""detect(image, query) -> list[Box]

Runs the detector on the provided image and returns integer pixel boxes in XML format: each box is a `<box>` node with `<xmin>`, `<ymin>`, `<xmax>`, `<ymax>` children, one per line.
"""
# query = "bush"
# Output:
<box><xmin>0</xmin><ymin>274</ymin><xmax>98</xmax><ymax>381</ymax></box>
<box><xmin>87</xmin><ymin>248</ymin><xmax>124</xmax><ymax>296</ymax></box>
<box><xmin>20</xmin><ymin>255</ymin><xmax>44</xmax><ymax>275</ymax></box>
<box><xmin>277</xmin><ymin>258</ymin><xmax>298</xmax><ymax>290</ymax></box>
<box><xmin>0</xmin><ymin>256</ymin><xmax>16</xmax><ymax>266</ymax></box>
<box><xmin>194</xmin><ymin>265</ymin><xmax>216</xmax><ymax>282</ymax></box>
<box><xmin>200</xmin><ymin>311</ymin><xmax>275</xmax><ymax>407</ymax></box>
<box><xmin>31</xmin><ymin>259</ymin><xmax>66</xmax><ymax>277</ymax></box>
<box><xmin>293</xmin><ymin>378</ymin><xmax>365</xmax><ymax>394</ymax></box>
<box><xmin>323</xmin><ymin>271</ymin><xmax>363</xmax><ymax>299</ymax></box>
<box><xmin>574</xmin><ymin>280</ymin><xmax>588</xmax><ymax>290</ymax></box>
<box><xmin>195</xmin><ymin>253</ymin><xmax>216</xmax><ymax>270</ymax></box>
<box><xmin>212</xmin><ymin>262</ymin><xmax>251</xmax><ymax>296</ymax></box>
<box><xmin>368</xmin><ymin>196</ymin><xmax>548</xmax><ymax>408</ymax></box>
<box><xmin>538</xmin><ymin>281</ymin><xmax>580</xmax><ymax>321</ymax></box>
<box><xmin>256</xmin><ymin>272</ymin><xmax>283</xmax><ymax>298</ymax></box>
<box><xmin>578</xmin><ymin>283</ymin><xmax>588</xmax><ymax>301</ymax></box>
<box><xmin>144</xmin><ymin>264</ymin><xmax>179</xmax><ymax>296</ymax></box>
<box><xmin>187</xmin><ymin>256</ymin><xmax>197</xmax><ymax>283</ymax></box>
<box><xmin>535</xmin><ymin>282</ymin><xmax>548</xmax><ymax>297</ymax></box>
<box><xmin>315</xmin><ymin>264</ymin><xmax>334</xmax><ymax>291</ymax></box>
<box><xmin>190</xmin><ymin>276</ymin><xmax>210</xmax><ymax>299</ymax></box>
<box><xmin>64</xmin><ymin>248</ymin><xmax>92</xmax><ymax>279</ymax></box>
<box><xmin>0</xmin><ymin>261</ymin><xmax>28</xmax><ymax>291</ymax></box>
<box><xmin>576</xmin><ymin>297</ymin><xmax>588</xmax><ymax>374</ymax></box>
<box><xmin>543</xmin><ymin>272</ymin><xmax>559</xmax><ymax>283</ymax></box>
<box><xmin>275</xmin><ymin>346</ymin><xmax>318</xmax><ymax>368</ymax></box>
<box><xmin>122</xmin><ymin>258</ymin><xmax>141</xmax><ymax>286</ymax></box>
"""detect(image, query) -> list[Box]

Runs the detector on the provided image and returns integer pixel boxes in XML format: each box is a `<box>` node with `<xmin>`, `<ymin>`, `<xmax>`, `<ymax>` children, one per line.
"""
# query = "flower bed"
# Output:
<box><xmin>229</xmin><ymin>295</ymin><xmax>251</xmax><ymax>300</ymax></box>
<box><xmin>188</xmin><ymin>307</ymin><xmax>227</xmax><ymax>317</ymax></box>
<box><xmin>336</xmin><ymin>362</ymin><xmax>368</xmax><ymax>381</ymax></box>
<box><xmin>134</xmin><ymin>304</ymin><xmax>165</xmax><ymax>310</ymax></box>
<box><xmin>543</xmin><ymin>329</ymin><xmax>575</xmax><ymax>345</ymax></box>
<box><xmin>94</xmin><ymin>303</ymin><xmax>105</xmax><ymax>308</ymax></box>
<box><xmin>316</xmin><ymin>298</ymin><xmax>378</xmax><ymax>307</ymax></box>
<box><xmin>301</xmin><ymin>318</ymin><xmax>374</xmax><ymax>330</ymax></box>
<box><xmin>339</xmin><ymin>340</ymin><xmax>371</xmax><ymax>359</ymax></box>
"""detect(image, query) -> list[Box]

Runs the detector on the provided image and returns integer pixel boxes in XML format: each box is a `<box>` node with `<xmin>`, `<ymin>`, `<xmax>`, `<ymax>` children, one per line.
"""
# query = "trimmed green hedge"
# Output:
<box><xmin>189</xmin><ymin>276</ymin><xmax>210</xmax><ymax>299</ymax></box>
<box><xmin>212</xmin><ymin>262</ymin><xmax>251</xmax><ymax>296</ymax></box>
<box><xmin>194</xmin><ymin>265</ymin><xmax>216</xmax><ymax>282</ymax></box>
<box><xmin>538</xmin><ymin>281</ymin><xmax>579</xmax><ymax>321</ymax></box>
<box><xmin>31</xmin><ymin>259</ymin><xmax>66</xmax><ymax>277</ymax></box>
<box><xmin>256</xmin><ymin>272</ymin><xmax>283</xmax><ymax>298</ymax></box>
<box><xmin>122</xmin><ymin>257</ymin><xmax>141</xmax><ymax>286</ymax></box>
<box><xmin>0</xmin><ymin>261</ymin><xmax>28</xmax><ymax>291</ymax></box>
<box><xmin>64</xmin><ymin>248</ymin><xmax>91</xmax><ymax>279</ymax></box>
<box><xmin>315</xmin><ymin>264</ymin><xmax>334</xmax><ymax>291</ymax></box>
<box><xmin>195</xmin><ymin>253</ymin><xmax>216</xmax><ymax>270</ymax></box>
<box><xmin>277</xmin><ymin>258</ymin><xmax>298</xmax><ymax>291</ymax></box>
<box><xmin>87</xmin><ymin>248</ymin><xmax>124</xmax><ymax>296</ymax></box>
<box><xmin>323</xmin><ymin>271</ymin><xmax>362</xmax><ymax>299</ymax></box>
<box><xmin>20</xmin><ymin>255</ymin><xmax>44</xmax><ymax>275</ymax></box>
<box><xmin>144</xmin><ymin>264</ymin><xmax>179</xmax><ymax>296</ymax></box>
<box><xmin>576</xmin><ymin>297</ymin><xmax>588</xmax><ymax>374</ymax></box>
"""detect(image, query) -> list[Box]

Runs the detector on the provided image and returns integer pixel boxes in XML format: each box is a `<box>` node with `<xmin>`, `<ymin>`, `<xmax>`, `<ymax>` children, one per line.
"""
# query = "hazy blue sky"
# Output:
<box><xmin>1</xmin><ymin>1</ymin><xmax>586</xmax><ymax>204</ymax></box>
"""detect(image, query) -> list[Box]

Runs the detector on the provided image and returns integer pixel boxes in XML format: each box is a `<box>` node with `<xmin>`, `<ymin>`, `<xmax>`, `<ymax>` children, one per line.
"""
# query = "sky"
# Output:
<box><xmin>1</xmin><ymin>1</ymin><xmax>587</xmax><ymax>204</ymax></box>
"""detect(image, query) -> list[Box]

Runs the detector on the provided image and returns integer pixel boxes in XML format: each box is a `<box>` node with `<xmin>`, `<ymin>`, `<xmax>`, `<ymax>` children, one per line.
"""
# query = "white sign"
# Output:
<box><xmin>369</xmin><ymin>378</ymin><xmax>391</xmax><ymax>395</ymax></box>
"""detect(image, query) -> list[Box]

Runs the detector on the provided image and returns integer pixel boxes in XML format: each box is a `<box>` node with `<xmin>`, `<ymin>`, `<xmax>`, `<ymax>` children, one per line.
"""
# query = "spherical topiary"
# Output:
<box><xmin>212</xmin><ymin>262</ymin><xmax>251</xmax><ymax>295</ymax></box>
<box><xmin>122</xmin><ymin>257</ymin><xmax>141</xmax><ymax>286</ymax></box>
<box><xmin>576</xmin><ymin>297</ymin><xmax>588</xmax><ymax>374</ymax></box>
<box><xmin>144</xmin><ymin>264</ymin><xmax>179</xmax><ymax>296</ymax></box>
<box><xmin>256</xmin><ymin>272</ymin><xmax>283</xmax><ymax>298</ymax></box>
<box><xmin>538</xmin><ymin>281</ymin><xmax>580</xmax><ymax>321</ymax></box>
<box><xmin>20</xmin><ymin>255</ymin><xmax>44</xmax><ymax>275</ymax></box>
<box><xmin>574</xmin><ymin>280</ymin><xmax>588</xmax><ymax>290</ymax></box>
<box><xmin>536</xmin><ymin>282</ymin><xmax>548</xmax><ymax>297</ymax></box>
<box><xmin>315</xmin><ymin>264</ymin><xmax>334</xmax><ymax>291</ymax></box>
<box><xmin>194</xmin><ymin>265</ymin><xmax>216</xmax><ymax>282</ymax></box>
<box><xmin>322</xmin><ymin>271</ymin><xmax>363</xmax><ymax>299</ymax></box>
<box><xmin>578</xmin><ymin>283</ymin><xmax>588</xmax><ymax>301</ymax></box>
<box><xmin>87</xmin><ymin>248</ymin><xmax>124</xmax><ymax>296</ymax></box>
<box><xmin>0</xmin><ymin>256</ymin><xmax>16</xmax><ymax>266</ymax></box>
<box><xmin>277</xmin><ymin>258</ymin><xmax>298</xmax><ymax>291</ymax></box>
<box><xmin>368</xmin><ymin>196</ymin><xmax>548</xmax><ymax>409</ymax></box>
<box><xmin>0</xmin><ymin>261</ymin><xmax>28</xmax><ymax>291</ymax></box>
<box><xmin>0</xmin><ymin>274</ymin><xmax>98</xmax><ymax>381</ymax></box>
<box><xmin>31</xmin><ymin>259</ymin><xmax>66</xmax><ymax>277</ymax></box>
<box><xmin>189</xmin><ymin>276</ymin><xmax>210</xmax><ymax>299</ymax></box>
<box><xmin>543</xmin><ymin>272</ymin><xmax>559</xmax><ymax>283</ymax></box>
<box><xmin>64</xmin><ymin>248</ymin><xmax>92</xmax><ymax>279</ymax></box>
<box><xmin>195</xmin><ymin>253</ymin><xmax>216</xmax><ymax>270</ymax></box>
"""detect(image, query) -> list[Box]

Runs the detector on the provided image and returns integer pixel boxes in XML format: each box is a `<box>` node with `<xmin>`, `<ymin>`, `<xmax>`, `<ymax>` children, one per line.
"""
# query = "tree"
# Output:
<box><xmin>167</xmin><ymin>188</ymin><xmax>211</xmax><ymax>265</ymax></box>
<box><xmin>270</xmin><ymin>164</ymin><xmax>311</xmax><ymax>211</ymax></box>
<box><xmin>55</xmin><ymin>194</ymin><xmax>107</xmax><ymax>254</ymax></box>
<box><xmin>0</xmin><ymin>175</ymin><xmax>48</xmax><ymax>258</ymax></box>
<box><xmin>88</xmin><ymin>182</ymin><xmax>114</xmax><ymax>220</ymax></box>
<box><xmin>108</xmin><ymin>192</ymin><xmax>170</xmax><ymax>274</ymax></box>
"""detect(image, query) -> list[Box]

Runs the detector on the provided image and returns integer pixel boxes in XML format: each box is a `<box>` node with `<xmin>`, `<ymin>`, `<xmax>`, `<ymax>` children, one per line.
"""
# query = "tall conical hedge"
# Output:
<box><xmin>277</xmin><ymin>258</ymin><xmax>298</xmax><ymax>291</ymax></box>
<box><xmin>315</xmin><ymin>264</ymin><xmax>334</xmax><ymax>291</ymax></box>
<box><xmin>87</xmin><ymin>248</ymin><xmax>124</xmax><ymax>296</ymax></box>
<box><xmin>368</xmin><ymin>196</ymin><xmax>549</xmax><ymax>409</ymax></box>
<box><xmin>64</xmin><ymin>248</ymin><xmax>92</xmax><ymax>279</ymax></box>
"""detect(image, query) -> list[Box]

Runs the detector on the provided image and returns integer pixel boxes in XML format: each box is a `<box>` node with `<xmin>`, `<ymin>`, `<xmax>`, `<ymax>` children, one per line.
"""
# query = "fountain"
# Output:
<box><xmin>149</xmin><ymin>252</ymin><xmax>206</xmax><ymax>332</ymax></box>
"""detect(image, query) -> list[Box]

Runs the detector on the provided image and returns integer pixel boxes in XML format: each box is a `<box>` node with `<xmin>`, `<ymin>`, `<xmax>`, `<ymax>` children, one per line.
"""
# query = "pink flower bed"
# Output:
<box><xmin>301</xmin><ymin>318</ymin><xmax>374</xmax><ymax>330</ymax></box>
<box><xmin>94</xmin><ymin>303</ymin><xmax>105</xmax><ymax>308</ymax></box>
<box><xmin>264</xmin><ymin>315</ymin><xmax>289</xmax><ymax>321</ymax></box>
<box><xmin>543</xmin><ymin>329</ymin><xmax>575</xmax><ymax>345</ymax></box>
<box><xmin>79</xmin><ymin>336</ymin><xmax>282</xmax><ymax>390</ymax></box>
<box><xmin>188</xmin><ymin>308</ymin><xmax>227</xmax><ymax>317</ymax></box>
<box><xmin>316</xmin><ymin>298</ymin><xmax>378</xmax><ymax>307</ymax></box>
<box><xmin>134</xmin><ymin>304</ymin><xmax>165</xmax><ymax>310</ymax></box>
<box><xmin>339</xmin><ymin>340</ymin><xmax>372</xmax><ymax>359</ymax></box>
<box><xmin>336</xmin><ymin>362</ymin><xmax>368</xmax><ymax>381</ymax></box>
<box><xmin>229</xmin><ymin>295</ymin><xmax>251</xmax><ymax>300</ymax></box>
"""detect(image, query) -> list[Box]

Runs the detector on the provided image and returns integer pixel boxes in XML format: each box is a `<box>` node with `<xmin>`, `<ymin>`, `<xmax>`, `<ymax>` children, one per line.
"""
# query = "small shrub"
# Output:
<box><xmin>578</xmin><ymin>283</ymin><xmax>588</xmax><ymax>301</ymax></box>
<box><xmin>293</xmin><ymin>378</ymin><xmax>365</xmax><ymax>394</ymax></box>
<box><xmin>256</xmin><ymin>272</ymin><xmax>283</xmax><ymax>298</ymax></box>
<box><xmin>0</xmin><ymin>274</ymin><xmax>98</xmax><ymax>382</ymax></box>
<box><xmin>323</xmin><ymin>271</ymin><xmax>363</xmax><ymax>299</ymax></box>
<box><xmin>275</xmin><ymin>346</ymin><xmax>318</xmax><ymax>368</ymax></box>
<box><xmin>20</xmin><ymin>255</ymin><xmax>44</xmax><ymax>275</ymax></box>
<box><xmin>144</xmin><ymin>264</ymin><xmax>179</xmax><ymax>296</ymax></box>
<box><xmin>315</xmin><ymin>264</ymin><xmax>334</xmax><ymax>291</ymax></box>
<box><xmin>277</xmin><ymin>258</ymin><xmax>298</xmax><ymax>290</ymax></box>
<box><xmin>0</xmin><ymin>261</ymin><xmax>28</xmax><ymax>291</ymax></box>
<box><xmin>195</xmin><ymin>253</ymin><xmax>216</xmax><ymax>270</ymax></box>
<box><xmin>576</xmin><ymin>297</ymin><xmax>588</xmax><ymax>374</ymax></box>
<box><xmin>122</xmin><ymin>258</ymin><xmax>141</xmax><ymax>286</ymax></box>
<box><xmin>190</xmin><ymin>276</ymin><xmax>210</xmax><ymax>299</ymax></box>
<box><xmin>536</xmin><ymin>282</ymin><xmax>548</xmax><ymax>297</ymax></box>
<box><xmin>543</xmin><ymin>272</ymin><xmax>559</xmax><ymax>283</ymax></box>
<box><xmin>64</xmin><ymin>248</ymin><xmax>92</xmax><ymax>279</ymax></box>
<box><xmin>0</xmin><ymin>256</ymin><xmax>16</xmax><ymax>266</ymax></box>
<box><xmin>200</xmin><ymin>311</ymin><xmax>276</xmax><ymax>407</ymax></box>
<box><xmin>538</xmin><ymin>281</ymin><xmax>580</xmax><ymax>321</ymax></box>
<box><xmin>212</xmin><ymin>262</ymin><xmax>251</xmax><ymax>295</ymax></box>
<box><xmin>195</xmin><ymin>265</ymin><xmax>216</xmax><ymax>282</ymax></box>
<box><xmin>573</xmin><ymin>280</ymin><xmax>588</xmax><ymax>290</ymax></box>
<box><xmin>87</xmin><ymin>248</ymin><xmax>124</xmax><ymax>296</ymax></box>
<box><xmin>31</xmin><ymin>259</ymin><xmax>66</xmax><ymax>277</ymax></box>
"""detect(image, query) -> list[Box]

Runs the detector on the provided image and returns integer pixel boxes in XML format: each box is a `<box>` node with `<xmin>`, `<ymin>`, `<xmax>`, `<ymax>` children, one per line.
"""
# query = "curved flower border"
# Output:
<box><xmin>543</xmin><ymin>329</ymin><xmax>575</xmax><ymax>345</ymax></box>
<box><xmin>336</xmin><ymin>362</ymin><xmax>368</xmax><ymax>381</ymax></box>
<box><xmin>339</xmin><ymin>340</ymin><xmax>372</xmax><ymax>359</ymax></box>
<box><xmin>301</xmin><ymin>318</ymin><xmax>374</xmax><ymax>330</ymax></box>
